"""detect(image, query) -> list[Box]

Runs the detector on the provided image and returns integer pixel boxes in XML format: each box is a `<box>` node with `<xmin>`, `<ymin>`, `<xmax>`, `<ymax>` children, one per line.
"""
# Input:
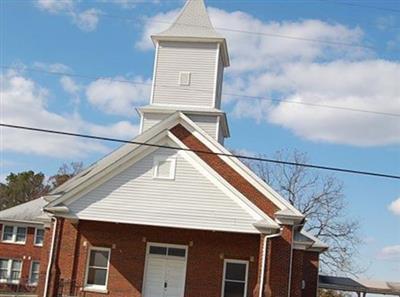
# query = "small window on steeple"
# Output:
<box><xmin>179</xmin><ymin>72</ymin><xmax>191</xmax><ymax>86</ymax></box>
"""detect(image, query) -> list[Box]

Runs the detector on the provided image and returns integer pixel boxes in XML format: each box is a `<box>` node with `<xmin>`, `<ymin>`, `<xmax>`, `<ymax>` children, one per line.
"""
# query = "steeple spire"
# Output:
<box><xmin>156</xmin><ymin>0</ymin><xmax>222</xmax><ymax>39</ymax></box>
<box><xmin>152</xmin><ymin>0</ymin><xmax>229</xmax><ymax>66</ymax></box>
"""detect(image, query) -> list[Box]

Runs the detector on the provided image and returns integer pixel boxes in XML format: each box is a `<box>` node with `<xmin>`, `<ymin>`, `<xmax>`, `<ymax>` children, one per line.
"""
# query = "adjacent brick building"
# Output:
<box><xmin>0</xmin><ymin>198</ymin><xmax>49</xmax><ymax>295</ymax></box>
<box><xmin>1</xmin><ymin>1</ymin><xmax>328</xmax><ymax>296</ymax></box>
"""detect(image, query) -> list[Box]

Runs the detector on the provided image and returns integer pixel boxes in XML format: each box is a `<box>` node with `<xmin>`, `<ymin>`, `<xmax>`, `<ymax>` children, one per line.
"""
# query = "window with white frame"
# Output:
<box><xmin>34</xmin><ymin>228</ymin><xmax>45</xmax><ymax>246</ymax></box>
<box><xmin>29</xmin><ymin>261</ymin><xmax>40</xmax><ymax>285</ymax></box>
<box><xmin>1</xmin><ymin>225</ymin><xmax>27</xmax><ymax>244</ymax></box>
<box><xmin>85</xmin><ymin>247</ymin><xmax>110</xmax><ymax>291</ymax></box>
<box><xmin>222</xmin><ymin>260</ymin><xmax>248</xmax><ymax>297</ymax></box>
<box><xmin>153</xmin><ymin>156</ymin><xmax>176</xmax><ymax>180</ymax></box>
<box><xmin>0</xmin><ymin>259</ymin><xmax>22</xmax><ymax>284</ymax></box>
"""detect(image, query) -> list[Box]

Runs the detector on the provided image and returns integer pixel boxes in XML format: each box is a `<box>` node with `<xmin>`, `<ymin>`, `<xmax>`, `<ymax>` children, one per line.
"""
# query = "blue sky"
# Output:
<box><xmin>1</xmin><ymin>0</ymin><xmax>399</xmax><ymax>286</ymax></box>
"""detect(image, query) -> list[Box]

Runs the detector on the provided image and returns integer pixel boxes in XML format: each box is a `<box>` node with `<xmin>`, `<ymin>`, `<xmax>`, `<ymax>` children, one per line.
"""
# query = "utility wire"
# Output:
<box><xmin>1</xmin><ymin>123</ymin><xmax>399</xmax><ymax>180</ymax></box>
<box><xmin>324</xmin><ymin>1</ymin><xmax>400</xmax><ymax>13</ymax></box>
<box><xmin>2</xmin><ymin>65</ymin><xmax>400</xmax><ymax>118</ymax></box>
<box><xmin>97</xmin><ymin>12</ymin><xmax>376</xmax><ymax>50</ymax></box>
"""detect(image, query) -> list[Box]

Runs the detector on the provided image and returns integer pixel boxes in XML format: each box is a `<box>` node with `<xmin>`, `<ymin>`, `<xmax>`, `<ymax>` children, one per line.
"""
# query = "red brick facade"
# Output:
<box><xmin>34</xmin><ymin>219</ymin><xmax>320</xmax><ymax>297</ymax></box>
<box><xmin>41</xmin><ymin>220</ymin><xmax>262</xmax><ymax>297</ymax></box>
<box><xmin>0</xmin><ymin>222</ymin><xmax>45</xmax><ymax>293</ymax></box>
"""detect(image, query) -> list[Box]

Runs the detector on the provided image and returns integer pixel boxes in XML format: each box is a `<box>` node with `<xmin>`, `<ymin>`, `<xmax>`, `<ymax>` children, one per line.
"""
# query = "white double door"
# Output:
<box><xmin>143</xmin><ymin>244</ymin><xmax>187</xmax><ymax>297</ymax></box>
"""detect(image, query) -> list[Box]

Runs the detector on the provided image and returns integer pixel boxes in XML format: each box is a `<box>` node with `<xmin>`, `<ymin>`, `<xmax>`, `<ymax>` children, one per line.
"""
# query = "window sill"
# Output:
<box><xmin>27</xmin><ymin>283</ymin><xmax>38</xmax><ymax>287</ymax></box>
<box><xmin>152</xmin><ymin>176</ymin><xmax>176</xmax><ymax>181</ymax></box>
<box><xmin>0</xmin><ymin>280</ymin><xmax>21</xmax><ymax>285</ymax></box>
<box><xmin>83</xmin><ymin>286</ymin><xmax>108</xmax><ymax>294</ymax></box>
<box><xmin>0</xmin><ymin>241</ymin><xmax>26</xmax><ymax>245</ymax></box>
<box><xmin>34</xmin><ymin>244</ymin><xmax>43</xmax><ymax>247</ymax></box>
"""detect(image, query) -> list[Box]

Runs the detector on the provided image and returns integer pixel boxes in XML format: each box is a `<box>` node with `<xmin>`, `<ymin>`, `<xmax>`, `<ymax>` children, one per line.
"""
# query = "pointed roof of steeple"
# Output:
<box><xmin>152</xmin><ymin>0</ymin><xmax>230</xmax><ymax>66</ymax></box>
<box><xmin>156</xmin><ymin>0</ymin><xmax>222</xmax><ymax>39</ymax></box>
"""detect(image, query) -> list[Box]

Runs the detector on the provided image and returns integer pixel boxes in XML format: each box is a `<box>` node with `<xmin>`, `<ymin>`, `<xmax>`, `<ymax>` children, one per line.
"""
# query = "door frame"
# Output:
<box><xmin>142</xmin><ymin>242</ymin><xmax>189</xmax><ymax>297</ymax></box>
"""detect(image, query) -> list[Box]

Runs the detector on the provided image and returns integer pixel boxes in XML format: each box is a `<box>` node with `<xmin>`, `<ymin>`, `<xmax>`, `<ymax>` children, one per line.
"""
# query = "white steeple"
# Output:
<box><xmin>138</xmin><ymin>0</ymin><xmax>230</xmax><ymax>144</ymax></box>
<box><xmin>156</xmin><ymin>0</ymin><xmax>223</xmax><ymax>39</ymax></box>
<box><xmin>152</xmin><ymin>0</ymin><xmax>229</xmax><ymax>66</ymax></box>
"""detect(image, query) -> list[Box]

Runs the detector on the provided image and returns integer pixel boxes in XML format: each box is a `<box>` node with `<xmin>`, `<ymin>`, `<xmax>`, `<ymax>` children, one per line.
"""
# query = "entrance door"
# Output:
<box><xmin>143</xmin><ymin>243</ymin><xmax>187</xmax><ymax>297</ymax></box>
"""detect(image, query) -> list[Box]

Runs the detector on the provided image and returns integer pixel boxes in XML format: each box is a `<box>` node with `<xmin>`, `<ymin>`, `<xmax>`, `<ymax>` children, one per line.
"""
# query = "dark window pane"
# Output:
<box><xmin>224</xmin><ymin>281</ymin><xmax>245</xmax><ymax>297</ymax></box>
<box><xmin>35</xmin><ymin>229</ymin><xmax>44</xmax><ymax>245</ymax></box>
<box><xmin>16</xmin><ymin>228</ymin><xmax>26</xmax><ymax>242</ymax></box>
<box><xmin>225</xmin><ymin>263</ymin><xmax>246</xmax><ymax>281</ymax></box>
<box><xmin>149</xmin><ymin>246</ymin><xmax>167</xmax><ymax>255</ymax></box>
<box><xmin>87</xmin><ymin>268</ymin><xmax>107</xmax><ymax>286</ymax></box>
<box><xmin>89</xmin><ymin>250</ymin><xmax>109</xmax><ymax>268</ymax></box>
<box><xmin>167</xmin><ymin>248</ymin><xmax>186</xmax><ymax>257</ymax></box>
<box><xmin>3</xmin><ymin>226</ymin><xmax>13</xmax><ymax>241</ymax></box>
<box><xmin>0</xmin><ymin>260</ymin><xmax>8</xmax><ymax>269</ymax></box>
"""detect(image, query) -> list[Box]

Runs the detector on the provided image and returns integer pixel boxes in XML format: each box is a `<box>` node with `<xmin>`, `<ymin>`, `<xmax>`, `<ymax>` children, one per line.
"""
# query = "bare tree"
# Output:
<box><xmin>244</xmin><ymin>150</ymin><xmax>362</xmax><ymax>275</ymax></box>
<box><xmin>48</xmin><ymin>162</ymin><xmax>83</xmax><ymax>189</ymax></box>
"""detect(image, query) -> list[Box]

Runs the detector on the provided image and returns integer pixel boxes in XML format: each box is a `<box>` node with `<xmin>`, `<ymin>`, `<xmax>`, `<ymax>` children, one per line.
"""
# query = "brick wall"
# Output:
<box><xmin>265</xmin><ymin>225</ymin><xmax>293</xmax><ymax>297</ymax></box>
<box><xmin>50</xmin><ymin>220</ymin><xmax>262</xmax><ymax>297</ymax></box>
<box><xmin>0</xmin><ymin>223</ymin><xmax>44</xmax><ymax>281</ymax></box>
<box><xmin>301</xmin><ymin>251</ymin><xmax>319</xmax><ymax>297</ymax></box>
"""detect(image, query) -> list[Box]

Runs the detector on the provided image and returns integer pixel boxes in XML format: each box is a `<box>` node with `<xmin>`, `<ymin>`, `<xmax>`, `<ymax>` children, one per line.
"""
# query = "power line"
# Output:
<box><xmin>97</xmin><ymin>12</ymin><xmax>376</xmax><ymax>50</ymax></box>
<box><xmin>2</xmin><ymin>65</ymin><xmax>400</xmax><ymax>118</ymax></box>
<box><xmin>324</xmin><ymin>1</ymin><xmax>400</xmax><ymax>13</ymax></box>
<box><xmin>1</xmin><ymin>123</ymin><xmax>399</xmax><ymax>180</ymax></box>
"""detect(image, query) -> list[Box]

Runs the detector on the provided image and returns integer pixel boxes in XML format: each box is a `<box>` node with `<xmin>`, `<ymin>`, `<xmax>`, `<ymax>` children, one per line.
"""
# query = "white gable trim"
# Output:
<box><xmin>149</xmin><ymin>41</ymin><xmax>160</xmax><ymax>105</ymax></box>
<box><xmin>49</xmin><ymin>133</ymin><xmax>277</xmax><ymax>229</ymax></box>
<box><xmin>168</xmin><ymin>133</ymin><xmax>276</xmax><ymax>227</ymax></box>
<box><xmin>47</xmin><ymin>112</ymin><xmax>302</xmax><ymax>223</ymax></box>
<box><xmin>177</xmin><ymin>114</ymin><xmax>304</xmax><ymax>217</ymax></box>
<box><xmin>47</xmin><ymin>131</ymin><xmax>167</xmax><ymax>208</ymax></box>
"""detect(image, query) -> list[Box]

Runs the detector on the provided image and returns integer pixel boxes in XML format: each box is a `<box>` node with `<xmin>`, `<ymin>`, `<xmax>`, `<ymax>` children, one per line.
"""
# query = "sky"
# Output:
<box><xmin>1</xmin><ymin>0</ymin><xmax>400</xmax><ymax>288</ymax></box>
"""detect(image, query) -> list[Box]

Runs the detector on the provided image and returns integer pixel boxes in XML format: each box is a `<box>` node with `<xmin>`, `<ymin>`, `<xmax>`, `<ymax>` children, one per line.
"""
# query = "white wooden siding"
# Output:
<box><xmin>152</xmin><ymin>42</ymin><xmax>218</xmax><ymax>108</ymax></box>
<box><xmin>187</xmin><ymin>115</ymin><xmax>218</xmax><ymax>139</ymax></box>
<box><xmin>68</xmin><ymin>147</ymin><xmax>260</xmax><ymax>234</ymax></box>
<box><xmin>218</xmin><ymin>120</ymin><xmax>225</xmax><ymax>145</ymax></box>
<box><xmin>215</xmin><ymin>55</ymin><xmax>224</xmax><ymax>109</ymax></box>
<box><xmin>142</xmin><ymin>113</ymin><xmax>169</xmax><ymax>132</ymax></box>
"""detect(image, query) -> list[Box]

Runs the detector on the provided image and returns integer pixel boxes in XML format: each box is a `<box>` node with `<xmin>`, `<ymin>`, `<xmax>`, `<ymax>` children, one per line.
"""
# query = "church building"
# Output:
<box><xmin>1</xmin><ymin>1</ymin><xmax>328</xmax><ymax>296</ymax></box>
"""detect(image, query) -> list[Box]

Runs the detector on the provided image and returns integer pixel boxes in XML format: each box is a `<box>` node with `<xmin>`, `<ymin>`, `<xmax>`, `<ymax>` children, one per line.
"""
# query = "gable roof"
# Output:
<box><xmin>0</xmin><ymin>197</ymin><xmax>47</xmax><ymax>225</ymax></box>
<box><xmin>45</xmin><ymin>112</ymin><xmax>304</xmax><ymax>233</ymax></box>
<box><xmin>294</xmin><ymin>229</ymin><xmax>328</xmax><ymax>252</ymax></box>
<box><xmin>65</xmin><ymin>142</ymin><xmax>275</xmax><ymax>234</ymax></box>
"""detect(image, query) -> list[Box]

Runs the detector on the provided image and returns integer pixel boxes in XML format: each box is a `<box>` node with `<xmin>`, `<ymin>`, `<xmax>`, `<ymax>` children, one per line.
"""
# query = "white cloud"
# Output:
<box><xmin>233</xmin><ymin>60</ymin><xmax>400</xmax><ymax>146</ymax></box>
<box><xmin>389</xmin><ymin>198</ymin><xmax>400</xmax><ymax>216</ymax></box>
<box><xmin>36</xmin><ymin>0</ymin><xmax>101</xmax><ymax>32</ymax></box>
<box><xmin>60</xmin><ymin>76</ymin><xmax>81</xmax><ymax>107</ymax></box>
<box><xmin>136</xmin><ymin>9</ymin><xmax>179</xmax><ymax>50</ymax></box>
<box><xmin>138</xmin><ymin>7</ymin><xmax>399</xmax><ymax>147</ymax></box>
<box><xmin>71</xmin><ymin>9</ymin><xmax>101</xmax><ymax>32</ymax></box>
<box><xmin>1</xmin><ymin>70</ymin><xmax>139</xmax><ymax>158</ymax></box>
<box><xmin>60</xmin><ymin>76</ymin><xmax>80</xmax><ymax>94</ymax></box>
<box><xmin>377</xmin><ymin>245</ymin><xmax>400</xmax><ymax>261</ymax></box>
<box><xmin>137</xmin><ymin>8</ymin><xmax>367</xmax><ymax>71</ymax></box>
<box><xmin>88</xmin><ymin>121</ymin><xmax>139</xmax><ymax>139</ymax></box>
<box><xmin>86</xmin><ymin>76</ymin><xmax>151</xmax><ymax>116</ymax></box>
<box><xmin>32</xmin><ymin>62</ymin><xmax>71</xmax><ymax>73</ymax></box>
<box><xmin>36</xmin><ymin>0</ymin><xmax>74</xmax><ymax>14</ymax></box>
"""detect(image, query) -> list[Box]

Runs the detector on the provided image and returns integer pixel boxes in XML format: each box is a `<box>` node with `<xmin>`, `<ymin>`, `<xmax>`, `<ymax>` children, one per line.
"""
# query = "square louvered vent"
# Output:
<box><xmin>153</xmin><ymin>156</ymin><xmax>176</xmax><ymax>180</ymax></box>
<box><xmin>179</xmin><ymin>72</ymin><xmax>191</xmax><ymax>86</ymax></box>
